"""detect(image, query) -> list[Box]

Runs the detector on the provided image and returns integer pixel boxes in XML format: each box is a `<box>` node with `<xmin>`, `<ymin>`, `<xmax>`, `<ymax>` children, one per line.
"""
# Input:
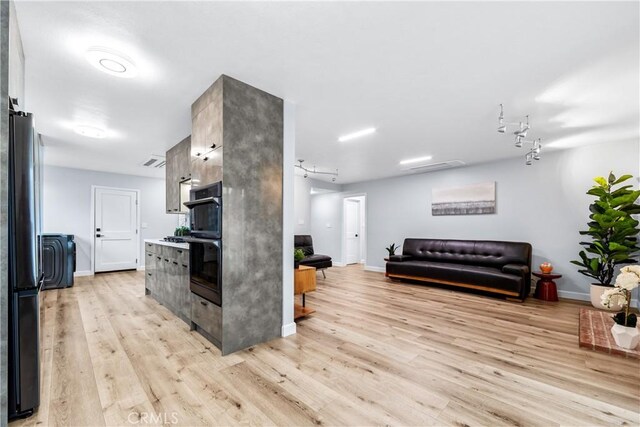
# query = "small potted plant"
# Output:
<box><xmin>385</xmin><ymin>243</ymin><xmax>400</xmax><ymax>259</ymax></box>
<box><xmin>571</xmin><ymin>172</ymin><xmax>640</xmax><ymax>310</ymax></box>
<box><xmin>174</xmin><ymin>226</ymin><xmax>190</xmax><ymax>237</ymax></box>
<box><xmin>601</xmin><ymin>265</ymin><xmax>640</xmax><ymax>349</ymax></box>
<box><xmin>294</xmin><ymin>249</ymin><xmax>305</xmax><ymax>269</ymax></box>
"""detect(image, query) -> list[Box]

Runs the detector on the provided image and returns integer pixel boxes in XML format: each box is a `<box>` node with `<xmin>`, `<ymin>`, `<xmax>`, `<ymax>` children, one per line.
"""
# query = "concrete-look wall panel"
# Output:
<box><xmin>220</xmin><ymin>75</ymin><xmax>283</xmax><ymax>355</ymax></box>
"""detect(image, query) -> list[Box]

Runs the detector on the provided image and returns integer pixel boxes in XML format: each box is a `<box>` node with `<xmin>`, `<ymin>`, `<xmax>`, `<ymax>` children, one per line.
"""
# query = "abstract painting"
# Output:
<box><xmin>431</xmin><ymin>182</ymin><xmax>496</xmax><ymax>215</ymax></box>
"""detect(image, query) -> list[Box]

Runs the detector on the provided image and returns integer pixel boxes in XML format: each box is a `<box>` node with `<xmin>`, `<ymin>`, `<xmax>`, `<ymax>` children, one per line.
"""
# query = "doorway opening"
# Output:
<box><xmin>90</xmin><ymin>186</ymin><xmax>140</xmax><ymax>274</ymax></box>
<box><xmin>342</xmin><ymin>195</ymin><xmax>366</xmax><ymax>266</ymax></box>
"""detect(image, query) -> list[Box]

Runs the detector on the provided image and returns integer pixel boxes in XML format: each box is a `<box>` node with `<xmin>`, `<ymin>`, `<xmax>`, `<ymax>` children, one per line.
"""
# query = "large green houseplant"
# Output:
<box><xmin>571</xmin><ymin>172</ymin><xmax>640</xmax><ymax>309</ymax></box>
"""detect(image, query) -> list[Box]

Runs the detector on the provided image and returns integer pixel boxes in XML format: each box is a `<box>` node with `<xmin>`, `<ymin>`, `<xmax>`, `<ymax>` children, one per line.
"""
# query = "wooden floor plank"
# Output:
<box><xmin>9</xmin><ymin>265</ymin><xmax>640</xmax><ymax>427</ymax></box>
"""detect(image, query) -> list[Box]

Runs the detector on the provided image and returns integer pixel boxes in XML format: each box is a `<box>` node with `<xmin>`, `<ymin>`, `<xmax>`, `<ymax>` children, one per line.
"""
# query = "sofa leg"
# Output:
<box><xmin>321</xmin><ymin>269</ymin><xmax>326</xmax><ymax>279</ymax></box>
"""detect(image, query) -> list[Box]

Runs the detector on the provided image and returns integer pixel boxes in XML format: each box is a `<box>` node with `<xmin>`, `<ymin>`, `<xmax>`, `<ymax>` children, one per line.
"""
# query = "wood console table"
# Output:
<box><xmin>294</xmin><ymin>265</ymin><xmax>317</xmax><ymax>319</ymax></box>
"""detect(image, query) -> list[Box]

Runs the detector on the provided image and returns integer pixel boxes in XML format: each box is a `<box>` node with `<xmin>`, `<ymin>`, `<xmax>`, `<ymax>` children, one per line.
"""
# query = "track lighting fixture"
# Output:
<box><xmin>497</xmin><ymin>104</ymin><xmax>543</xmax><ymax>165</ymax></box>
<box><xmin>295</xmin><ymin>159</ymin><xmax>339</xmax><ymax>181</ymax></box>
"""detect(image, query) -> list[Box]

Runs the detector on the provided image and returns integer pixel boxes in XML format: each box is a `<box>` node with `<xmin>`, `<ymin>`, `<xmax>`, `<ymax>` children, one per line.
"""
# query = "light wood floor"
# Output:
<box><xmin>11</xmin><ymin>265</ymin><xmax>640</xmax><ymax>427</ymax></box>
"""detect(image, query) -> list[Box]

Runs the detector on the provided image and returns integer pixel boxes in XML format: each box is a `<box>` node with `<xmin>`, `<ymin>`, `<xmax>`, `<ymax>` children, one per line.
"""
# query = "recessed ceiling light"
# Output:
<box><xmin>85</xmin><ymin>47</ymin><xmax>137</xmax><ymax>78</ymax></box>
<box><xmin>338</xmin><ymin>127</ymin><xmax>376</xmax><ymax>142</ymax></box>
<box><xmin>74</xmin><ymin>125</ymin><xmax>106</xmax><ymax>139</ymax></box>
<box><xmin>399</xmin><ymin>155</ymin><xmax>433</xmax><ymax>165</ymax></box>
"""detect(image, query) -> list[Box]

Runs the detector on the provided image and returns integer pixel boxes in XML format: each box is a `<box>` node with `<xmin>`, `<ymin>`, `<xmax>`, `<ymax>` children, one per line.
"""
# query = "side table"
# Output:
<box><xmin>294</xmin><ymin>265</ymin><xmax>317</xmax><ymax>319</ymax></box>
<box><xmin>533</xmin><ymin>272</ymin><xmax>561</xmax><ymax>302</ymax></box>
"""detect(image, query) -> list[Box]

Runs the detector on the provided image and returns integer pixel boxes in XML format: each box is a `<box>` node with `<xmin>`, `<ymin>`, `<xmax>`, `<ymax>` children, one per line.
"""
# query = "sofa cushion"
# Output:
<box><xmin>294</xmin><ymin>235</ymin><xmax>315</xmax><ymax>256</ymax></box>
<box><xmin>386</xmin><ymin>260</ymin><xmax>523</xmax><ymax>293</ymax></box>
<box><xmin>302</xmin><ymin>254</ymin><xmax>331</xmax><ymax>264</ymax></box>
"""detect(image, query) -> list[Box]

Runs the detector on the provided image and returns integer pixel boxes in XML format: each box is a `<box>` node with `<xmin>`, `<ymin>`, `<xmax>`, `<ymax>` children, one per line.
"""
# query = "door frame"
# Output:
<box><xmin>341</xmin><ymin>193</ymin><xmax>367</xmax><ymax>266</ymax></box>
<box><xmin>90</xmin><ymin>185</ymin><xmax>141</xmax><ymax>275</ymax></box>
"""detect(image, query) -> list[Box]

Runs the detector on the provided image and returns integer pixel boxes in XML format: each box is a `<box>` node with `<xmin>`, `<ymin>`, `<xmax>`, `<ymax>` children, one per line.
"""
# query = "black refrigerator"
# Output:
<box><xmin>8</xmin><ymin>101</ymin><xmax>43</xmax><ymax>419</ymax></box>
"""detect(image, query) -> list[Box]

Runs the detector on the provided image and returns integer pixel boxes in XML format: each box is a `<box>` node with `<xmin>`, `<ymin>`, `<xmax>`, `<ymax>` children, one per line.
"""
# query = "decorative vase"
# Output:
<box><xmin>294</xmin><ymin>261</ymin><xmax>300</xmax><ymax>269</ymax></box>
<box><xmin>590</xmin><ymin>284</ymin><xmax>624</xmax><ymax>311</ymax></box>
<box><xmin>610</xmin><ymin>323</ymin><xmax>640</xmax><ymax>350</ymax></box>
<box><xmin>540</xmin><ymin>262</ymin><xmax>553</xmax><ymax>274</ymax></box>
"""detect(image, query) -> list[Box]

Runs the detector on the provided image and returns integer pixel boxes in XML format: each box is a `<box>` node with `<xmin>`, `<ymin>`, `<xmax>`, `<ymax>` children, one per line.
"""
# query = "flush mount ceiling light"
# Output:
<box><xmin>399</xmin><ymin>155</ymin><xmax>433</xmax><ymax>165</ymax></box>
<box><xmin>85</xmin><ymin>47</ymin><xmax>137</xmax><ymax>78</ymax></box>
<box><xmin>74</xmin><ymin>125</ymin><xmax>106</xmax><ymax>139</ymax></box>
<box><xmin>338</xmin><ymin>127</ymin><xmax>376</xmax><ymax>142</ymax></box>
<box><xmin>497</xmin><ymin>104</ymin><xmax>543</xmax><ymax>165</ymax></box>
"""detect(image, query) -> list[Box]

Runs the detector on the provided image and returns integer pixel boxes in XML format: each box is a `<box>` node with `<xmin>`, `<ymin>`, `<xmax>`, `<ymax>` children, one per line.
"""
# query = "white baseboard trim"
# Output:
<box><xmin>281</xmin><ymin>322</ymin><xmax>297</xmax><ymax>337</ymax></box>
<box><xmin>364</xmin><ymin>265</ymin><xmax>385</xmax><ymax>273</ymax></box>
<box><xmin>332</xmin><ymin>262</ymin><xmax>346</xmax><ymax>267</ymax></box>
<box><xmin>137</xmin><ymin>266</ymin><xmax>146</xmax><ymax>271</ymax></box>
<box><xmin>74</xmin><ymin>270</ymin><xmax>93</xmax><ymax>277</ymax></box>
<box><xmin>547</xmin><ymin>290</ymin><xmax>638</xmax><ymax>306</ymax></box>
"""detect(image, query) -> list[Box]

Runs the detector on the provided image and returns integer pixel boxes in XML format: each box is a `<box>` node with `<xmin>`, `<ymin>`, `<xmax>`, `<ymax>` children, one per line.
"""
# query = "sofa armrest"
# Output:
<box><xmin>502</xmin><ymin>264</ymin><xmax>530</xmax><ymax>276</ymax></box>
<box><xmin>389</xmin><ymin>255</ymin><xmax>413</xmax><ymax>262</ymax></box>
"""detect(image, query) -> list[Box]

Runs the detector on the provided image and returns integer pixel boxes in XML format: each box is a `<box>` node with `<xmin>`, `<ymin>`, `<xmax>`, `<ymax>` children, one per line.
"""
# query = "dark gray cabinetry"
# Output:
<box><xmin>191</xmin><ymin>78</ymin><xmax>223</xmax><ymax>188</ymax></box>
<box><xmin>144</xmin><ymin>242</ymin><xmax>191</xmax><ymax>323</ymax></box>
<box><xmin>165</xmin><ymin>136</ymin><xmax>191</xmax><ymax>213</ymax></box>
<box><xmin>190</xmin><ymin>293</ymin><xmax>222</xmax><ymax>344</ymax></box>
<box><xmin>42</xmin><ymin>234</ymin><xmax>76</xmax><ymax>290</ymax></box>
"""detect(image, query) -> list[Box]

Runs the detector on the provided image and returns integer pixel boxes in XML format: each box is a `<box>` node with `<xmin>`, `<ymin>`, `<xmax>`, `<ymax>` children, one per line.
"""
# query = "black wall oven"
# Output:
<box><xmin>184</xmin><ymin>237</ymin><xmax>221</xmax><ymax>306</ymax></box>
<box><xmin>183</xmin><ymin>182</ymin><xmax>221</xmax><ymax>239</ymax></box>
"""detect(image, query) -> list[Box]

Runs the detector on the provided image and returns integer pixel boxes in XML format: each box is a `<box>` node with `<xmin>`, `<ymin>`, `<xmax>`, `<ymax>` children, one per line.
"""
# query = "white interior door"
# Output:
<box><xmin>94</xmin><ymin>187</ymin><xmax>138</xmax><ymax>272</ymax></box>
<box><xmin>345</xmin><ymin>199</ymin><xmax>361</xmax><ymax>265</ymax></box>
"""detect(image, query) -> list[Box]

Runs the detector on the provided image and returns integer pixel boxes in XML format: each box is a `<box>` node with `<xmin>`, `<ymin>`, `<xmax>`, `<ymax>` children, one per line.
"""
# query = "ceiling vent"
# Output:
<box><xmin>402</xmin><ymin>159</ymin><xmax>466</xmax><ymax>173</ymax></box>
<box><xmin>140</xmin><ymin>154</ymin><xmax>166</xmax><ymax>168</ymax></box>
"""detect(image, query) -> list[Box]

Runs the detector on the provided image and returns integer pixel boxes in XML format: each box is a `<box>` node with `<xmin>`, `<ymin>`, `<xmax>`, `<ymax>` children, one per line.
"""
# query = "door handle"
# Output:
<box><xmin>96</xmin><ymin>234</ymin><xmax>102</xmax><ymax>238</ymax></box>
<box><xmin>355</xmin><ymin>234</ymin><xmax>358</xmax><ymax>237</ymax></box>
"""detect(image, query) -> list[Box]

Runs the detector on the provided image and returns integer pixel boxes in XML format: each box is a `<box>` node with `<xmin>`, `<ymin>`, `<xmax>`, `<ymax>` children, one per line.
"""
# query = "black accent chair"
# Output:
<box><xmin>386</xmin><ymin>238</ymin><xmax>532</xmax><ymax>301</ymax></box>
<box><xmin>294</xmin><ymin>235</ymin><xmax>332</xmax><ymax>278</ymax></box>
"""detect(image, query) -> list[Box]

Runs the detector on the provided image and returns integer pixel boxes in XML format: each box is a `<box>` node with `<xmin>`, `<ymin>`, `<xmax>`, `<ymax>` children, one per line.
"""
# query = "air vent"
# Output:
<box><xmin>140</xmin><ymin>154</ymin><xmax>166</xmax><ymax>168</ymax></box>
<box><xmin>402</xmin><ymin>160</ymin><xmax>466</xmax><ymax>173</ymax></box>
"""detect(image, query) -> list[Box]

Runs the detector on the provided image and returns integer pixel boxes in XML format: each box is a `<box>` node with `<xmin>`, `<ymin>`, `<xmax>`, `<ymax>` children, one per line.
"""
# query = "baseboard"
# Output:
<box><xmin>281</xmin><ymin>322</ymin><xmax>297</xmax><ymax>337</ymax></box>
<box><xmin>332</xmin><ymin>262</ymin><xmax>346</xmax><ymax>267</ymax></box>
<box><xmin>137</xmin><ymin>266</ymin><xmax>146</xmax><ymax>271</ymax></box>
<box><xmin>74</xmin><ymin>270</ymin><xmax>93</xmax><ymax>277</ymax></box>
<box><xmin>545</xmin><ymin>290</ymin><xmax>638</xmax><ymax>306</ymax></box>
<box><xmin>364</xmin><ymin>265</ymin><xmax>385</xmax><ymax>273</ymax></box>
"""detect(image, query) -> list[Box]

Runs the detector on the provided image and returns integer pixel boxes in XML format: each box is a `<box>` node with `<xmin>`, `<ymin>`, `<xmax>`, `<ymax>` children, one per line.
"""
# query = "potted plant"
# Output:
<box><xmin>601</xmin><ymin>265</ymin><xmax>640</xmax><ymax>349</ymax></box>
<box><xmin>294</xmin><ymin>249</ymin><xmax>305</xmax><ymax>269</ymax></box>
<box><xmin>571</xmin><ymin>172</ymin><xmax>640</xmax><ymax>310</ymax></box>
<box><xmin>174</xmin><ymin>226</ymin><xmax>190</xmax><ymax>236</ymax></box>
<box><xmin>385</xmin><ymin>243</ymin><xmax>400</xmax><ymax>258</ymax></box>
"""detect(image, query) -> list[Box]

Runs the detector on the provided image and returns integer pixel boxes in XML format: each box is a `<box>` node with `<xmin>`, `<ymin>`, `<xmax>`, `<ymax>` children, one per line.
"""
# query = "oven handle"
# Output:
<box><xmin>183</xmin><ymin>197</ymin><xmax>220</xmax><ymax>209</ymax></box>
<box><xmin>182</xmin><ymin>236</ymin><xmax>221</xmax><ymax>245</ymax></box>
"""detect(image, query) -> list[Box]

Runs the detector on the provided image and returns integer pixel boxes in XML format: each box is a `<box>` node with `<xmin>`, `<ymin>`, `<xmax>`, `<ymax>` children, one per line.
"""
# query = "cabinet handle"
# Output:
<box><xmin>210</xmin><ymin>143</ymin><xmax>216</xmax><ymax>149</ymax></box>
<box><xmin>182</xmin><ymin>264</ymin><xmax>188</xmax><ymax>268</ymax></box>
<box><xmin>147</xmin><ymin>273</ymin><xmax>152</xmax><ymax>276</ymax></box>
<box><xmin>177</xmin><ymin>250</ymin><xmax>182</xmax><ymax>253</ymax></box>
<box><xmin>200</xmin><ymin>301</ymin><xmax>207</xmax><ymax>307</ymax></box>
<box><xmin>173</xmin><ymin>261</ymin><xmax>178</xmax><ymax>265</ymax></box>
<box><xmin>180</xmin><ymin>176</ymin><xmax>186</xmax><ymax>180</ymax></box>
<box><xmin>147</xmin><ymin>253</ymin><xmax>152</xmax><ymax>257</ymax></box>
<box><xmin>165</xmin><ymin>259</ymin><xmax>169</xmax><ymax>262</ymax></box>
<box><xmin>157</xmin><ymin>257</ymin><xmax>161</xmax><ymax>260</ymax></box>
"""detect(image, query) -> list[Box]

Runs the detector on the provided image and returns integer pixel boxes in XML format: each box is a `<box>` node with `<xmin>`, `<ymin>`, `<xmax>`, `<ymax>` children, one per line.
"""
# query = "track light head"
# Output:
<box><xmin>497</xmin><ymin>125</ymin><xmax>507</xmax><ymax>133</ymax></box>
<box><xmin>515</xmin><ymin>136</ymin><xmax>523</xmax><ymax>148</ymax></box>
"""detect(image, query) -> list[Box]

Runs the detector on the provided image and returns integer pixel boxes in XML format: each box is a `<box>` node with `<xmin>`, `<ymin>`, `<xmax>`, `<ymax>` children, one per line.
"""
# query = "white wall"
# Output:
<box><xmin>282</xmin><ymin>101</ymin><xmax>296</xmax><ymax>337</ymax></box>
<box><xmin>293</xmin><ymin>174</ymin><xmax>311</xmax><ymax>235</ymax></box>
<box><xmin>311</xmin><ymin>140</ymin><xmax>638</xmax><ymax>300</ymax></box>
<box><xmin>310</xmin><ymin>192</ymin><xmax>345</xmax><ymax>265</ymax></box>
<box><xmin>43</xmin><ymin>165</ymin><xmax>179</xmax><ymax>274</ymax></box>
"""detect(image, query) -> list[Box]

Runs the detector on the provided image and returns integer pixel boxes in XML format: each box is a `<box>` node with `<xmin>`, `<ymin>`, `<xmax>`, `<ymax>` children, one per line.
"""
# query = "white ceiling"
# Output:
<box><xmin>14</xmin><ymin>1</ymin><xmax>639</xmax><ymax>183</ymax></box>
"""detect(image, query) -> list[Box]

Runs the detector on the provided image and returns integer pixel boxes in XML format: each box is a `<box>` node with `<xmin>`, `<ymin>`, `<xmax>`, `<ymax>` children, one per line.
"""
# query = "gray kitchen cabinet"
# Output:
<box><xmin>191</xmin><ymin>292</ymin><xmax>222</xmax><ymax>344</ymax></box>
<box><xmin>144</xmin><ymin>242</ymin><xmax>191</xmax><ymax>324</ymax></box>
<box><xmin>191</xmin><ymin>78</ymin><xmax>223</xmax><ymax>188</ymax></box>
<box><xmin>165</xmin><ymin>136</ymin><xmax>191</xmax><ymax>213</ymax></box>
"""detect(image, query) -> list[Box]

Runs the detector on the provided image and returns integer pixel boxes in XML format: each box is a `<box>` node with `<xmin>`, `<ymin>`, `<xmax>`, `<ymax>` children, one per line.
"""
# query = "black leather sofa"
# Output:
<box><xmin>295</xmin><ymin>235</ymin><xmax>332</xmax><ymax>277</ymax></box>
<box><xmin>386</xmin><ymin>238</ymin><xmax>532</xmax><ymax>301</ymax></box>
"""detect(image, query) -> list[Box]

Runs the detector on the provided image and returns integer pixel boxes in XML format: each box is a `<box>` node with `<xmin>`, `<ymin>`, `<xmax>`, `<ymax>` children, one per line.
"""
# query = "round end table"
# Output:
<box><xmin>533</xmin><ymin>272</ymin><xmax>561</xmax><ymax>302</ymax></box>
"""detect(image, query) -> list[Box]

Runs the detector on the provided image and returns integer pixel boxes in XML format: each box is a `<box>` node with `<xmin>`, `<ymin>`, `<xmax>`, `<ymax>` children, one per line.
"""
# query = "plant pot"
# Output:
<box><xmin>610</xmin><ymin>323</ymin><xmax>640</xmax><ymax>350</ymax></box>
<box><xmin>590</xmin><ymin>284</ymin><xmax>624</xmax><ymax>311</ymax></box>
<box><xmin>294</xmin><ymin>261</ymin><xmax>300</xmax><ymax>269</ymax></box>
